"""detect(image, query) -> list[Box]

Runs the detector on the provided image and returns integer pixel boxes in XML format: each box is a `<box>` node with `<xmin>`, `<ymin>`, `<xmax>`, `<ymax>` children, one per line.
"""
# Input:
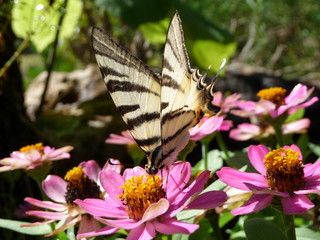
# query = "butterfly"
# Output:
<box><xmin>92</xmin><ymin>11</ymin><xmax>220</xmax><ymax>174</ymax></box>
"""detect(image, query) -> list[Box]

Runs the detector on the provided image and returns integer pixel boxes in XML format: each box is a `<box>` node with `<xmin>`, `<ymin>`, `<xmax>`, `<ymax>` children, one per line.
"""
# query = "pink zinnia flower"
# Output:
<box><xmin>106</xmin><ymin>130</ymin><xmax>136</xmax><ymax>145</ymax></box>
<box><xmin>0</xmin><ymin>143</ymin><xmax>73</xmax><ymax>172</ymax></box>
<box><xmin>189</xmin><ymin>92</ymin><xmax>238</xmax><ymax>141</ymax></box>
<box><xmin>212</xmin><ymin>91</ymin><xmax>241</xmax><ymax>113</ymax></box>
<box><xmin>217</xmin><ymin>144</ymin><xmax>320</xmax><ymax>215</ymax></box>
<box><xmin>232</xmin><ymin>84</ymin><xmax>318</xmax><ymax>119</ymax></box>
<box><xmin>75</xmin><ymin>162</ymin><xmax>227</xmax><ymax>239</ymax></box>
<box><xmin>229</xmin><ymin>118</ymin><xmax>311</xmax><ymax>141</ymax></box>
<box><xmin>23</xmin><ymin>159</ymin><xmax>121</xmax><ymax>236</ymax></box>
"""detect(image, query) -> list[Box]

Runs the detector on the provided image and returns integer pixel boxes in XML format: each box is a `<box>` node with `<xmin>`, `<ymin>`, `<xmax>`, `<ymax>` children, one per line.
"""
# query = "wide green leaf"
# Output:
<box><xmin>0</xmin><ymin>219</ymin><xmax>51</xmax><ymax>235</ymax></box>
<box><xmin>244</xmin><ymin>218</ymin><xmax>286</xmax><ymax>240</ymax></box>
<box><xmin>296</xmin><ymin>228</ymin><xmax>320</xmax><ymax>240</ymax></box>
<box><xmin>12</xmin><ymin>0</ymin><xmax>82</xmax><ymax>52</ymax></box>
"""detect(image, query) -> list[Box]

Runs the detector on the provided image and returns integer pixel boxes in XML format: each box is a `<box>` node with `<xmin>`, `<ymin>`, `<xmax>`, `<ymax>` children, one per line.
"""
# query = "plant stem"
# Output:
<box><xmin>273</xmin><ymin>123</ymin><xmax>284</xmax><ymax>147</ymax></box>
<box><xmin>0</xmin><ymin>38</ymin><xmax>29</xmax><ymax>78</ymax></box>
<box><xmin>207</xmin><ymin>210</ymin><xmax>223</xmax><ymax>240</ymax></box>
<box><xmin>36</xmin><ymin>0</ymin><xmax>68</xmax><ymax>116</ymax></box>
<box><xmin>280</xmin><ymin>213</ymin><xmax>296</xmax><ymax>240</ymax></box>
<box><xmin>201</xmin><ymin>140</ymin><xmax>209</xmax><ymax>170</ymax></box>
<box><xmin>216</xmin><ymin>132</ymin><xmax>229</xmax><ymax>160</ymax></box>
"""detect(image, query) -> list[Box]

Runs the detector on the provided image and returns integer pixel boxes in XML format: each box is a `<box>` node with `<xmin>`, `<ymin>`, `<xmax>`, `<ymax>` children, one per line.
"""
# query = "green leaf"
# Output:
<box><xmin>140</xmin><ymin>18</ymin><xmax>170</xmax><ymax>45</ymax></box>
<box><xmin>191</xmin><ymin>40</ymin><xmax>237</xmax><ymax>74</ymax></box>
<box><xmin>308</xmin><ymin>142</ymin><xmax>320</xmax><ymax>157</ymax></box>
<box><xmin>0</xmin><ymin>219</ymin><xmax>52</xmax><ymax>235</ymax></box>
<box><xmin>12</xmin><ymin>0</ymin><xmax>82</xmax><ymax>52</ymax></box>
<box><xmin>296</xmin><ymin>228</ymin><xmax>320</xmax><ymax>240</ymax></box>
<box><xmin>244</xmin><ymin>218</ymin><xmax>286</xmax><ymax>240</ymax></box>
<box><xmin>193</xmin><ymin>149</ymin><xmax>224</xmax><ymax>173</ymax></box>
<box><xmin>285</xmin><ymin>108</ymin><xmax>305</xmax><ymax>123</ymax></box>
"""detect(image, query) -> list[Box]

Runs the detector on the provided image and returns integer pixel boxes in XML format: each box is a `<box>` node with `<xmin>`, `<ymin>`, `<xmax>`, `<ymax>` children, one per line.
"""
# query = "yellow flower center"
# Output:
<box><xmin>257</xmin><ymin>87</ymin><xmax>287</xmax><ymax>107</ymax></box>
<box><xmin>264</xmin><ymin>148</ymin><xmax>304</xmax><ymax>195</ymax></box>
<box><xmin>64</xmin><ymin>166</ymin><xmax>101</xmax><ymax>204</ymax></box>
<box><xmin>19</xmin><ymin>143</ymin><xmax>44</xmax><ymax>154</ymax></box>
<box><xmin>118</xmin><ymin>175</ymin><xmax>166</xmax><ymax>221</ymax></box>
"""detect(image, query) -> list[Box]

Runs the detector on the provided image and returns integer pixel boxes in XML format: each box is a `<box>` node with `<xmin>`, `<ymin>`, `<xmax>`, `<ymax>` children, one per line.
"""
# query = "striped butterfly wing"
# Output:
<box><xmin>92</xmin><ymin>27</ymin><xmax>161</xmax><ymax>157</ymax></box>
<box><xmin>157</xmin><ymin>12</ymin><xmax>220</xmax><ymax>170</ymax></box>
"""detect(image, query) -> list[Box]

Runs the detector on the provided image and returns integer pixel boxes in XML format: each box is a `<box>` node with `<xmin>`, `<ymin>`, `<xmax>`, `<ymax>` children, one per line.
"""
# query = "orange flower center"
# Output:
<box><xmin>264</xmin><ymin>148</ymin><xmax>304</xmax><ymax>195</ymax></box>
<box><xmin>257</xmin><ymin>87</ymin><xmax>286</xmax><ymax>107</ymax></box>
<box><xmin>118</xmin><ymin>175</ymin><xmax>165</xmax><ymax>221</ymax></box>
<box><xmin>64</xmin><ymin>166</ymin><xmax>101</xmax><ymax>205</ymax></box>
<box><xmin>19</xmin><ymin>143</ymin><xmax>44</xmax><ymax>154</ymax></box>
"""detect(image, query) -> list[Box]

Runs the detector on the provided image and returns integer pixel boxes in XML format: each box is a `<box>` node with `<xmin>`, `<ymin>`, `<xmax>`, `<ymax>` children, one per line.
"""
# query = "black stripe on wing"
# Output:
<box><xmin>117</xmin><ymin>104</ymin><xmax>140</xmax><ymax>115</ymax></box>
<box><xmin>127</xmin><ymin>112</ymin><xmax>160</xmax><ymax>130</ymax></box>
<box><xmin>135</xmin><ymin>136</ymin><xmax>160</xmax><ymax>148</ymax></box>
<box><xmin>162</xmin><ymin>119</ymin><xmax>193</xmax><ymax>145</ymax></box>
<box><xmin>106</xmin><ymin>80</ymin><xmax>160</xmax><ymax>96</ymax></box>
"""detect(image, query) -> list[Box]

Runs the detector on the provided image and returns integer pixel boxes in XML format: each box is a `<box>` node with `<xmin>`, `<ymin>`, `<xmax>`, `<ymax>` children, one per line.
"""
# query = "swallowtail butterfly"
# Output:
<box><xmin>92</xmin><ymin>11</ymin><xmax>220</xmax><ymax>174</ymax></box>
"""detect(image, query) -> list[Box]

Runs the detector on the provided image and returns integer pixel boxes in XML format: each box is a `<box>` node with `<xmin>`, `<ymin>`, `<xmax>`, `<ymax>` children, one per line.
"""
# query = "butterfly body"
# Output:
<box><xmin>92</xmin><ymin>12</ymin><xmax>219</xmax><ymax>174</ymax></box>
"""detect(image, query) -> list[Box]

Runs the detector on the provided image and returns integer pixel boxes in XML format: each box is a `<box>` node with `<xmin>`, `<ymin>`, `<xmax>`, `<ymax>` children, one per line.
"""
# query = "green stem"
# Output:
<box><xmin>216</xmin><ymin>132</ymin><xmax>229</xmax><ymax>160</ymax></box>
<box><xmin>0</xmin><ymin>38</ymin><xmax>29</xmax><ymax>78</ymax></box>
<box><xmin>280</xmin><ymin>213</ymin><xmax>296</xmax><ymax>240</ymax></box>
<box><xmin>36</xmin><ymin>0</ymin><xmax>68</xmax><ymax>116</ymax></box>
<box><xmin>207</xmin><ymin>210</ymin><xmax>223</xmax><ymax>240</ymax></box>
<box><xmin>201</xmin><ymin>140</ymin><xmax>209</xmax><ymax>170</ymax></box>
<box><xmin>273</xmin><ymin>123</ymin><xmax>284</xmax><ymax>147</ymax></box>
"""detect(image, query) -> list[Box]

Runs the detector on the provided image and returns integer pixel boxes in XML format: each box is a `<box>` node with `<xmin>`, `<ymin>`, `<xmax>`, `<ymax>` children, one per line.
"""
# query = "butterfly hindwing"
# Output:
<box><xmin>92</xmin><ymin>27</ymin><xmax>161</xmax><ymax>156</ymax></box>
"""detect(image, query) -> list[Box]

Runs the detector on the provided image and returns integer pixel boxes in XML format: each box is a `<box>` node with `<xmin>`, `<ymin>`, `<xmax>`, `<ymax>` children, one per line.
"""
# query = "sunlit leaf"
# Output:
<box><xmin>0</xmin><ymin>219</ymin><xmax>51</xmax><ymax>235</ymax></box>
<box><xmin>12</xmin><ymin>0</ymin><xmax>82</xmax><ymax>52</ymax></box>
<box><xmin>296</xmin><ymin>228</ymin><xmax>320</xmax><ymax>240</ymax></box>
<box><xmin>139</xmin><ymin>18</ymin><xmax>170</xmax><ymax>45</ymax></box>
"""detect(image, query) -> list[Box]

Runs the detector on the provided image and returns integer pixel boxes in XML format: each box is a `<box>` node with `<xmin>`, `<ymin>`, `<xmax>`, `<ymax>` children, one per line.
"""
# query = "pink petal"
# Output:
<box><xmin>153</xmin><ymin>218</ymin><xmax>199</xmax><ymax>234</ymax></box>
<box><xmin>185</xmin><ymin>191</ymin><xmax>227</xmax><ymax>210</ymax></box>
<box><xmin>282</xmin><ymin>119</ymin><xmax>310</xmax><ymax>134</ymax></box>
<box><xmin>75</xmin><ymin>198</ymin><xmax>126</xmax><ymax>218</ymax></box>
<box><xmin>229</xmin><ymin>123</ymin><xmax>260</xmax><ymax>141</ymax></box>
<box><xmin>284</xmin><ymin>84</ymin><xmax>309</xmax><ymax>105</ymax></box>
<box><xmin>304</xmin><ymin>160</ymin><xmax>320</xmax><ymax>177</ymax></box>
<box><xmin>123</xmin><ymin>166</ymin><xmax>146</xmax><ymax>179</ymax></box>
<box><xmin>80</xmin><ymin>160</ymin><xmax>101</xmax><ymax>182</ymax></box>
<box><xmin>99</xmin><ymin>170</ymin><xmax>124</xmax><ymax>201</ymax></box>
<box><xmin>96</xmin><ymin>217</ymin><xmax>141</xmax><ymax>229</ymax></box>
<box><xmin>24</xmin><ymin>197</ymin><xmax>66</xmax><ymax>211</ymax></box>
<box><xmin>248</xmin><ymin>145</ymin><xmax>269</xmax><ymax>175</ymax></box>
<box><xmin>43</xmin><ymin>146</ymin><xmax>73</xmax><ymax>160</ymax></box>
<box><xmin>26</xmin><ymin>210</ymin><xmax>67</xmax><ymax>220</ymax></box>
<box><xmin>166</xmin><ymin>170</ymin><xmax>210</xmax><ymax>218</ymax></box>
<box><xmin>165</xmin><ymin>162</ymin><xmax>191</xmax><ymax>200</ymax></box>
<box><xmin>281</xmin><ymin>195</ymin><xmax>314</xmax><ymax>214</ymax></box>
<box><xmin>42</xmin><ymin>175</ymin><xmax>67</xmax><ymax>203</ymax></box>
<box><xmin>102</xmin><ymin>158</ymin><xmax>121</xmax><ymax>173</ymax></box>
<box><xmin>77</xmin><ymin>225</ymin><xmax>119</xmax><ymax>239</ymax></box>
<box><xmin>231</xmin><ymin>194</ymin><xmax>273</xmax><ymax>215</ymax></box>
<box><xmin>127</xmin><ymin>223</ymin><xmax>155</xmax><ymax>240</ymax></box>
<box><xmin>141</xmin><ymin>198</ymin><xmax>170</xmax><ymax>222</ymax></box>
<box><xmin>131</xmin><ymin>223</ymin><xmax>156</xmax><ymax>240</ymax></box>
<box><xmin>216</xmin><ymin>167</ymin><xmax>268</xmax><ymax>191</ymax></box>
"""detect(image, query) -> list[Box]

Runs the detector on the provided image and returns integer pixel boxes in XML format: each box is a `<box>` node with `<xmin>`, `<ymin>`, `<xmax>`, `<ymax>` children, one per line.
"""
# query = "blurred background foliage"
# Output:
<box><xmin>1</xmin><ymin>0</ymin><xmax>320</xmax><ymax>239</ymax></box>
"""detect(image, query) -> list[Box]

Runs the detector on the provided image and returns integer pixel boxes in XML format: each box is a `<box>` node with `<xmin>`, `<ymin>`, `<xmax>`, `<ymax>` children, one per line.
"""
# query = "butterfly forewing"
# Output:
<box><xmin>92</xmin><ymin>27</ymin><xmax>162</xmax><ymax>155</ymax></box>
<box><xmin>158</xmin><ymin>12</ymin><xmax>216</xmax><ymax>168</ymax></box>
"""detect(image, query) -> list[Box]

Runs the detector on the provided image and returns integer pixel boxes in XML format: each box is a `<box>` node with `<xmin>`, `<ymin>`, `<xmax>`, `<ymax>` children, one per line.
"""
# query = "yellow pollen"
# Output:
<box><xmin>20</xmin><ymin>143</ymin><xmax>44</xmax><ymax>154</ymax></box>
<box><xmin>257</xmin><ymin>87</ymin><xmax>286</xmax><ymax>107</ymax></box>
<box><xmin>64</xmin><ymin>166</ymin><xmax>86</xmax><ymax>183</ymax></box>
<box><xmin>64</xmin><ymin>166</ymin><xmax>101</xmax><ymax>204</ymax></box>
<box><xmin>118</xmin><ymin>175</ymin><xmax>166</xmax><ymax>221</ymax></box>
<box><xmin>264</xmin><ymin>148</ymin><xmax>304</xmax><ymax>194</ymax></box>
